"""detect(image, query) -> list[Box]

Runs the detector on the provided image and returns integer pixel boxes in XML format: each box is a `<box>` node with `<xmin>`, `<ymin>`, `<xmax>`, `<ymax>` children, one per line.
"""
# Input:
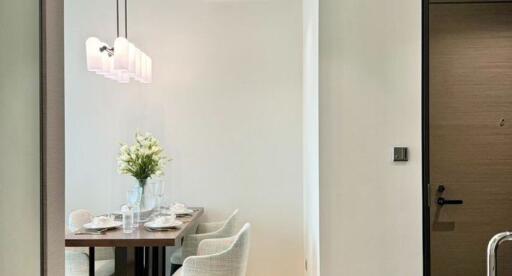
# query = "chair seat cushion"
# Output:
<box><xmin>170</xmin><ymin>248</ymin><xmax>184</xmax><ymax>264</ymax></box>
<box><xmin>65</xmin><ymin>251</ymin><xmax>89</xmax><ymax>275</ymax></box>
<box><xmin>172</xmin><ymin>267</ymin><xmax>184</xmax><ymax>276</ymax></box>
<box><xmin>95</xmin><ymin>247</ymin><xmax>115</xmax><ymax>261</ymax></box>
<box><xmin>65</xmin><ymin>250</ymin><xmax>114</xmax><ymax>276</ymax></box>
<box><xmin>95</xmin><ymin>260</ymin><xmax>115</xmax><ymax>276</ymax></box>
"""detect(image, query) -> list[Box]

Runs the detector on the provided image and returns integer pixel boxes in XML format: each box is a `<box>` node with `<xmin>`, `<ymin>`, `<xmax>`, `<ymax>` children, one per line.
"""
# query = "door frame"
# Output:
<box><xmin>421</xmin><ymin>0</ymin><xmax>430</xmax><ymax>275</ymax></box>
<box><xmin>40</xmin><ymin>0</ymin><xmax>65</xmax><ymax>275</ymax></box>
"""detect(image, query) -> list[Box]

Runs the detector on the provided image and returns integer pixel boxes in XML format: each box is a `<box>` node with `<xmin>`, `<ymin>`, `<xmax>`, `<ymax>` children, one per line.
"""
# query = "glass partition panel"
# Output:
<box><xmin>0</xmin><ymin>0</ymin><xmax>41</xmax><ymax>275</ymax></box>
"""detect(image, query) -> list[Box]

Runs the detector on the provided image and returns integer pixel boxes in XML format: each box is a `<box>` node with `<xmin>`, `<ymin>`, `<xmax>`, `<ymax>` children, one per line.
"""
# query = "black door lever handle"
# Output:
<box><xmin>437</xmin><ymin>197</ymin><xmax>463</xmax><ymax>206</ymax></box>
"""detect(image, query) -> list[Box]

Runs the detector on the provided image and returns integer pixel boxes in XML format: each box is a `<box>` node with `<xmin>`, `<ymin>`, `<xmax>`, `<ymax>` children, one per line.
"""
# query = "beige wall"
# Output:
<box><xmin>319</xmin><ymin>0</ymin><xmax>423</xmax><ymax>275</ymax></box>
<box><xmin>65</xmin><ymin>0</ymin><xmax>304</xmax><ymax>275</ymax></box>
<box><xmin>0</xmin><ymin>0</ymin><xmax>41</xmax><ymax>275</ymax></box>
<box><xmin>303</xmin><ymin>0</ymin><xmax>320</xmax><ymax>275</ymax></box>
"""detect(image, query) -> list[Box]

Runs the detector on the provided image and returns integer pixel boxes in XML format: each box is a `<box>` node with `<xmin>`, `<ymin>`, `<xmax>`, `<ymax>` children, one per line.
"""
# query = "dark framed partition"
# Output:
<box><xmin>40</xmin><ymin>0</ymin><xmax>44</xmax><ymax>273</ymax></box>
<box><xmin>421</xmin><ymin>0</ymin><xmax>431</xmax><ymax>273</ymax></box>
<box><xmin>0</xmin><ymin>0</ymin><xmax>46</xmax><ymax>274</ymax></box>
<box><xmin>40</xmin><ymin>0</ymin><xmax>65</xmax><ymax>275</ymax></box>
<box><xmin>421</xmin><ymin>0</ymin><xmax>431</xmax><ymax>275</ymax></box>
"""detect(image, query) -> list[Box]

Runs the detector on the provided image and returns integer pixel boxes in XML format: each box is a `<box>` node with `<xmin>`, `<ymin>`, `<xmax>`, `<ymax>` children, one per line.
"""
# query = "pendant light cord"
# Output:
<box><xmin>115</xmin><ymin>0</ymin><xmax>127</xmax><ymax>38</ymax></box>
<box><xmin>125</xmin><ymin>0</ymin><xmax>128</xmax><ymax>38</ymax></box>
<box><xmin>116</xmin><ymin>0</ymin><xmax>119</xmax><ymax>37</ymax></box>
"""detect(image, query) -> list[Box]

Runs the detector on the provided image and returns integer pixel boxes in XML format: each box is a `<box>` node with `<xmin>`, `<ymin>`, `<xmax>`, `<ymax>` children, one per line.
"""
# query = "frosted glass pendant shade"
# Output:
<box><xmin>100</xmin><ymin>52</ymin><xmax>118</xmax><ymax>80</ymax></box>
<box><xmin>85</xmin><ymin>36</ymin><xmax>151</xmax><ymax>84</ymax></box>
<box><xmin>135</xmin><ymin>52</ymin><xmax>146</xmax><ymax>82</ymax></box>
<box><xmin>105</xmin><ymin>72</ymin><xmax>119</xmax><ymax>80</ymax></box>
<box><xmin>118</xmin><ymin>72</ymin><xmax>130</xmax><ymax>83</ymax></box>
<box><xmin>113</xmin><ymin>37</ymin><xmax>129</xmax><ymax>72</ymax></box>
<box><xmin>141</xmin><ymin>53</ymin><xmax>147</xmax><ymax>83</ymax></box>
<box><xmin>128</xmin><ymin>45</ymin><xmax>138</xmax><ymax>76</ymax></box>
<box><xmin>86</xmin><ymin>37</ymin><xmax>102</xmax><ymax>71</ymax></box>
<box><xmin>106</xmin><ymin>58</ymin><xmax>118</xmax><ymax>79</ymax></box>
<box><xmin>97</xmin><ymin>50</ymin><xmax>110</xmax><ymax>75</ymax></box>
<box><xmin>145</xmin><ymin>57</ymin><xmax>152</xmax><ymax>83</ymax></box>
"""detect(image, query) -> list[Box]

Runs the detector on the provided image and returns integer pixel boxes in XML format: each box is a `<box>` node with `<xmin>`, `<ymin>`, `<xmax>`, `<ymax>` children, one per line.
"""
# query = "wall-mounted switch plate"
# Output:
<box><xmin>393</xmin><ymin>147</ymin><xmax>408</xmax><ymax>162</ymax></box>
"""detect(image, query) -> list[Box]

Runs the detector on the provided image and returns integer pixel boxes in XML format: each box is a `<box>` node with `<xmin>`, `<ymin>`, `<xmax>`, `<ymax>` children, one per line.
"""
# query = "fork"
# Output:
<box><xmin>144</xmin><ymin>227</ymin><xmax>177</xmax><ymax>232</ymax></box>
<box><xmin>74</xmin><ymin>228</ymin><xmax>108</xmax><ymax>235</ymax></box>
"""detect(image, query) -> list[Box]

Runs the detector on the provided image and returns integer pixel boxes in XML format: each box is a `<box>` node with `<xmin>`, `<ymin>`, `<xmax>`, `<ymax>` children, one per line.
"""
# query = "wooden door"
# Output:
<box><xmin>430</xmin><ymin>3</ymin><xmax>512</xmax><ymax>276</ymax></box>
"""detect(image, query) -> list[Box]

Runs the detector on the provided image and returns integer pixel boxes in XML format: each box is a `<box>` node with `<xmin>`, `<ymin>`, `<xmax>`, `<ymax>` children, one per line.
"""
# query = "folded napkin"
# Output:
<box><xmin>92</xmin><ymin>216</ymin><xmax>114</xmax><ymax>227</ymax></box>
<box><xmin>172</xmin><ymin>203</ymin><xmax>187</xmax><ymax>212</ymax></box>
<box><xmin>153</xmin><ymin>214</ymin><xmax>176</xmax><ymax>226</ymax></box>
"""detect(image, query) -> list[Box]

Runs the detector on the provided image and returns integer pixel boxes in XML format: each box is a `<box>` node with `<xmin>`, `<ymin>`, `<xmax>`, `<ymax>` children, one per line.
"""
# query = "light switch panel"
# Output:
<box><xmin>393</xmin><ymin>147</ymin><xmax>408</xmax><ymax>162</ymax></box>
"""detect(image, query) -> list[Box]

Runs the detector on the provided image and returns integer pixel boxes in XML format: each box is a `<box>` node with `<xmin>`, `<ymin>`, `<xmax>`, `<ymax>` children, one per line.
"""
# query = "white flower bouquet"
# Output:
<box><xmin>118</xmin><ymin>131</ymin><xmax>169</xmax><ymax>188</ymax></box>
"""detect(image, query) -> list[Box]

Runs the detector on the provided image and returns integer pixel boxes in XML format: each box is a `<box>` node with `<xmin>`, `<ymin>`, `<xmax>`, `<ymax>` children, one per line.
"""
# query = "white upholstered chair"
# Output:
<box><xmin>173</xmin><ymin>223</ymin><xmax>251</xmax><ymax>276</ymax></box>
<box><xmin>170</xmin><ymin>209</ymin><xmax>239</xmax><ymax>273</ymax></box>
<box><xmin>65</xmin><ymin>209</ymin><xmax>115</xmax><ymax>276</ymax></box>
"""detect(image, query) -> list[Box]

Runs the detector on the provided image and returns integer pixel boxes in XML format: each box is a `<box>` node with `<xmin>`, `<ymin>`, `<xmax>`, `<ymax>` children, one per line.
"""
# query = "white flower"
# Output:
<box><xmin>129</xmin><ymin>144</ymin><xmax>137</xmax><ymax>152</ymax></box>
<box><xmin>118</xmin><ymin>131</ymin><xmax>170</xmax><ymax>179</ymax></box>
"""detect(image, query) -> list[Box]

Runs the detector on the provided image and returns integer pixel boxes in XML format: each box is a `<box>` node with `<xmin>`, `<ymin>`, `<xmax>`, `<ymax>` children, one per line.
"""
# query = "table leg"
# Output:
<box><xmin>152</xmin><ymin>247</ymin><xmax>159</xmax><ymax>275</ymax></box>
<box><xmin>115</xmin><ymin>247</ymin><xmax>144</xmax><ymax>276</ymax></box>
<box><xmin>149</xmin><ymin>247</ymin><xmax>166</xmax><ymax>276</ymax></box>
<box><xmin>115</xmin><ymin>247</ymin><xmax>128</xmax><ymax>276</ymax></box>
<box><xmin>146</xmin><ymin>247</ymin><xmax>155</xmax><ymax>275</ymax></box>
<box><xmin>161</xmin><ymin>247</ymin><xmax>166</xmax><ymax>276</ymax></box>
<box><xmin>135</xmin><ymin>247</ymin><xmax>144</xmax><ymax>275</ymax></box>
<box><xmin>144</xmin><ymin>247</ymin><xmax>151</xmax><ymax>276</ymax></box>
<box><xmin>89</xmin><ymin>247</ymin><xmax>95</xmax><ymax>276</ymax></box>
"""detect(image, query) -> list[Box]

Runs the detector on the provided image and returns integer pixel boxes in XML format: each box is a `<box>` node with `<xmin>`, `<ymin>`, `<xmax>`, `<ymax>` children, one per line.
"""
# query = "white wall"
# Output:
<box><xmin>319</xmin><ymin>0</ymin><xmax>423</xmax><ymax>275</ymax></box>
<box><xmin>0</xmin><ymin>0</ymin><xmax>40</xmax><ymax>275</ymax></box>
<box><xmin>65</xmin><ymin>0</ymin><xmax>304</xmax><ymax>275</ymax></box>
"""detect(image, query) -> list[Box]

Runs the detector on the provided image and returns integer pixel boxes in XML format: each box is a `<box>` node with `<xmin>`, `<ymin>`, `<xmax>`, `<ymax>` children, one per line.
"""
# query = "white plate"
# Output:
<box><xmin>145</xmin><ymin>220</ymin><xmax>183</xmax><ymax>229</ymax></box>
<box><xmin>111</xmin><ymin>207</ymin><xmax>153</xmax><ymax>215</ymax></box>
<box><xmin>173</xmin><ymin>209</ymin><xmax>195</xmax><ymax>216</ymax></box>
<box><xmin>161</xmin><ymin>208</ymin><xmax>195</xmax><ymax>216</ymax></box>
<box><xmin>83</xmin><ymin>221</ymin><xmax>123</xmax><ymax>230</ymax></box>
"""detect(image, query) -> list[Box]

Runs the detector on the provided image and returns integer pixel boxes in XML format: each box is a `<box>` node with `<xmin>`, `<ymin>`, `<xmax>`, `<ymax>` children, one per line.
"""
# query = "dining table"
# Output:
<box><xmin>65</xmin><ymin>207</ymin><xmax>204</xmax><ymax>276</ymax></box>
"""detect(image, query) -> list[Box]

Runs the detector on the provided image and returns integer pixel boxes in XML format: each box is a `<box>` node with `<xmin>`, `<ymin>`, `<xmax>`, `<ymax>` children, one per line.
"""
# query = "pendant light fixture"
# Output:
<box><xmin>85</xmin><ymin>0</ymin><xmax>152</xmax><ymax>83</ymax></box>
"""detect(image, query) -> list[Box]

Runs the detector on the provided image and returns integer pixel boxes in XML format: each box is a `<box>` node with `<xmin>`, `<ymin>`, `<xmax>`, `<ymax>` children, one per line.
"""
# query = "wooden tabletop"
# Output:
<box><xmin>65</xmin><ymin>208</ymin><xmax>204</xmax><ymax>247</ymax></box>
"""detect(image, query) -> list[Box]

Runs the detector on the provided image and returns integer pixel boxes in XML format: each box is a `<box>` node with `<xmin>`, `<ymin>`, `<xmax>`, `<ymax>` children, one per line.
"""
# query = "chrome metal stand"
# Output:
<box><xmin>487</xmin><ymin>232</ymin><xmax>512</xmax><ymax>276</ymax></box>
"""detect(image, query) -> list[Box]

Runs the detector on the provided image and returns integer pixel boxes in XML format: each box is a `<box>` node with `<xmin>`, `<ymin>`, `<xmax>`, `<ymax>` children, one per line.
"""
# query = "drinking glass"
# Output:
<box><xmin>151</xmin><ymin>179</ymin><xmax>165</xmax><ymax>215</ymax></box>
<box><xmin>121</xmin><ymin>204</ymin><xmax>134</xmax><ymax>233</ymax></box>
<box><xmin>126</xmin><ymin>187</ymin><xmax>142</xmax><ymax>226</ymax></box>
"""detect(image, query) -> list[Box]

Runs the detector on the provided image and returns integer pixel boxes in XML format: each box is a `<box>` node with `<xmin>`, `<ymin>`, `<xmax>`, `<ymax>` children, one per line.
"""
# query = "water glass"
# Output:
<box><xmin>151</xmin><ymin>179</ymin><xmax>165</xmax><ymax>214</ymax></box>
<box><xmin>127</xmin><ymin>187</ymin><xmax>142</xmax><ymax>225</ymax></box>
<box><xmin>121</xmin><ymin>205</ymin><xmax>134</xmax><ymax>233</ymax></box>
<box><xmin>132</xmin><ymin>204</ymin><xmax>140</xmax><ymax>226</ymax></box>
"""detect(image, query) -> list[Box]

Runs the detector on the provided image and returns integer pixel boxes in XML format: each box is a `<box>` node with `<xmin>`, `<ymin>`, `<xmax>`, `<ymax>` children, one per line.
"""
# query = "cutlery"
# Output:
<box><xmin>144</xmin><ymin>227</ymin><xmax>177</xmax><ymax>232</ymax></box>
<box><xmin>178</xmin><ymin>214</ymin><xmax>192</xmax><ymax>218</ymax></box>
<box><xmin>74</xmin><ymin>228</ymin><xmax>108</xmax><ymax>235</ymax></box>
<box><xmin>74</xmin><ymin>231</ymin><xmax>106</xmax><ymax>235</ymax></box>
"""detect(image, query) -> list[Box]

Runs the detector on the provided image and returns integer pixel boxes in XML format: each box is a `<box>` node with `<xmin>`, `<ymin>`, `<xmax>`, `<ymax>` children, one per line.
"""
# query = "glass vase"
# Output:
<box><xmin>127</xmin><ymin>183</ymin><xmax>142</xmax><ymax>225</ymax></box>
<box><xmin>136</xmin><ymin>178</ymin><xmax>147</xmax><ymax>209</ymax></box>
<box><xmin>132</xmin><ymin>178</ymin><xmax>156</xmax><ymax>221</ymax></box>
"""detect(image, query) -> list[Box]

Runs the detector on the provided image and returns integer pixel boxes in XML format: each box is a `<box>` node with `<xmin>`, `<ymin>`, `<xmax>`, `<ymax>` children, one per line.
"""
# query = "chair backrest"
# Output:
<box><xmin>219</xmin><ymin>209</ymin><xmax>239</xmax><ymax>236</ymax></box>
<box><xmin>221</xmin><ymin>223</ymin><xmax>251</xmax><ymax>276</ymax></box>
<box><xmin>182</xmin><ymin>209</ymin><xmax>240</xmax><ymax>261</ymax></box>
<box><xmin>68</xmin><ymin>209</ymin><xmax>93</xmax><ymax>232</ymax></box>
<box><xmin>183</xmin><ymin>223</ymin><xmax>251</xmax><ymax>276</ymax></box>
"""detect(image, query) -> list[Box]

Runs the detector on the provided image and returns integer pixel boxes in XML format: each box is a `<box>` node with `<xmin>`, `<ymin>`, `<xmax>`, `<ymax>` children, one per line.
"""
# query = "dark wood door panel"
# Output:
<box><xmin>430</xmin><ymin>3</ymin><xmax>512</xmax><ymax>276</ymax></box>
